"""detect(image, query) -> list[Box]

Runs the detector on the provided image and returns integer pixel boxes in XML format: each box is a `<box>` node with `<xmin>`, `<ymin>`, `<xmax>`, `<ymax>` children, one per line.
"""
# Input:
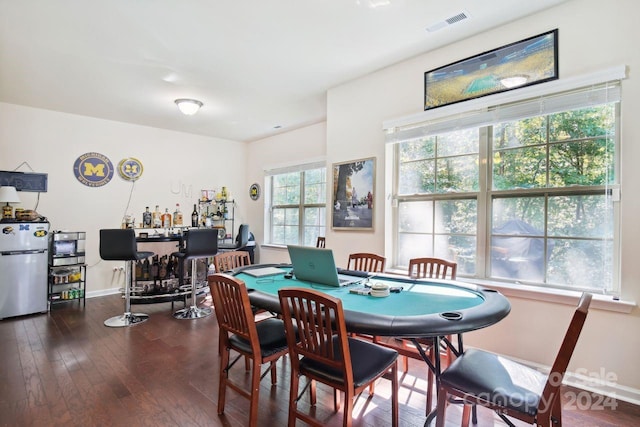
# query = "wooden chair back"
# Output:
<box><xmin>316</xmin><ymin>236</ymin><xmax>326</xmax><ymax>248</ymax></box>
<box><xmin>347</xmin><ymin>252</ymin><xmax>386</xmax><ymax>273</ymax></box>
<box><xmin>408</xmin><ymin>257</ymin><xmax>457</xmax><ymax>280</ymax></box>
<box><xmin>538</xmin><ymin>292</ymin><xmax>592</xmax><ymax>420</ymax></box>
<box><xmin>213</xmin><ymin>250</ymin><xmax>251</xmax><ymax>272</ymax></box>
<box><xmin>278</xmin><ymin>288</ymin><xmax>352</xmax><ymax>386</ymax></box>
<box><xmin>208</xmin><ymin>273</ymin><xmax>258</xmax><ymax>352</ymax></box>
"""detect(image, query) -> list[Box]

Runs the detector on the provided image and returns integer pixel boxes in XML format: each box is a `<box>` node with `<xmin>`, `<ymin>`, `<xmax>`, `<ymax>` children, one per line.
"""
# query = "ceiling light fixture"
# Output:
<box><xmin>175</xmin><ymin>98</ymin><xmax>203</xmax><ymax>115</ymax></box>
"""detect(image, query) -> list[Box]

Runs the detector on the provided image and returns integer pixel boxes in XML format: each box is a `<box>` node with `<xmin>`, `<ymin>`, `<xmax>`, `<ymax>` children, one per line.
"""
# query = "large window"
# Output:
<box><xmin>266</xmin><ymin>164</ymin><xmax>326</xmax><ymax>246</ymax></box>
<box><xmin>390</xmin><ymin>84</ymin><xmax>620</xmax><ymax>294</ymax></box>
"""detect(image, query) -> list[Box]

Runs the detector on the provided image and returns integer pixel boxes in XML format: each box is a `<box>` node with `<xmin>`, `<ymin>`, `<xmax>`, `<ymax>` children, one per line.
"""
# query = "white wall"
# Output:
<box><xmin>245</xmin><ymin>122</ymin><xmax>327</xmax><ymax>264</ymax></box>
<box><xmin>0</xmin><ymin>103</ymin><xmax>248</xmax><ymax>295</ymax></box>
<box><xmin>248</xmin><ymin>0</ymin><xmax>640</xmax><ymax>400</ymax></box>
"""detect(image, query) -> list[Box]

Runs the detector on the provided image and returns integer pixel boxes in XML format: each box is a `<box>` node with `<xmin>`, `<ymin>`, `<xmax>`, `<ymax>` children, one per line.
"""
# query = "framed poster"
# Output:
<box><xmin>424</xmin><ymin>29</ymin><xmax>558</xmax><ymax>110</ymax></box>
<box><xmin>332</xmin><ymin>157</ymin><xmax>375</xmax><ymax>230</ymax></box>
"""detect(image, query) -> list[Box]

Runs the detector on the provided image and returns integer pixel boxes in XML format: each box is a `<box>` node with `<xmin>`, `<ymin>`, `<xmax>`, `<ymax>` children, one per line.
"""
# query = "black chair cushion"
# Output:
<box><xmin>300</xmin><ymin>336</ymin><xmax>398</xmax><ymax>389</ymax></box>
<box><xmin>228</xmin><ymin>318</ymin><xmax>293</xmax><ymax>358</ymax></box>
<box><xmin>440</xmin><ymin>348</ymin><xmax>546</xmax><ymax>417</ymax></box>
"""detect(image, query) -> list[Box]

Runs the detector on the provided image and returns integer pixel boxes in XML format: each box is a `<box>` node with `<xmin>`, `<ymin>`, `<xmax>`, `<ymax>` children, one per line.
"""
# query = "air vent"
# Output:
<box><xmin>426</xmin><ymin>10</ymin><xmax>470</xmax><ymax>33</ymax></box>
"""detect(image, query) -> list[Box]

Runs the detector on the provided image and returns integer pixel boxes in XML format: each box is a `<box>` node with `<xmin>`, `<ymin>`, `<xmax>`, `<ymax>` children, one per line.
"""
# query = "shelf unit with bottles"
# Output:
<box><xmin>197</xmin><ymin>199</ymin><xmax>235</xmax><ymax>245</ymax></box>
<box><xmin>48</xmin><ymin>264</ymin><xmax>86</xmax><ymax>307</ymax></box>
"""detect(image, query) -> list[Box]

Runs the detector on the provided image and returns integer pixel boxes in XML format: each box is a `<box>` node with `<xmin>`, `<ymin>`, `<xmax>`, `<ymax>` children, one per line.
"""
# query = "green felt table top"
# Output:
<box><xmin>236</xmin><ymin>269</ymin><xmax>484</xmax><ymax>317</ymax></box>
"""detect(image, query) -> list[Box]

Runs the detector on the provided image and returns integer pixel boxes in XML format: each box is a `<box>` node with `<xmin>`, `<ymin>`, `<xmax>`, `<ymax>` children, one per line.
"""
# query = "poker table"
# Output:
<box><xmin>231</xmin><ymin>265</ymin><xmax>511</xmax><ymax>339</ymax></box>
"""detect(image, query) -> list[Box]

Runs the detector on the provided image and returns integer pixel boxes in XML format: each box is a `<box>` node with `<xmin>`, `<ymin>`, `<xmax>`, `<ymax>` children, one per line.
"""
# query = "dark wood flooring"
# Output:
<box><xmin>1</xmin><ymin>294</ymin><xmax>639</xmax><ymax>426</ymax></box>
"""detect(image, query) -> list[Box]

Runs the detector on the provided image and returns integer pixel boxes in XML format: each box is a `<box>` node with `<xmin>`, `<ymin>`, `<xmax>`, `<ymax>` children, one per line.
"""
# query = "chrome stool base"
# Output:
<box><xmin>104</xmin><ymin>312</ymin><xmax>149</xmax><ymax>327</ymax></box>
<box><xmin>173</xmin><ymin>305</ymin><xmax>212</xmax><ymax>320</ymax></box>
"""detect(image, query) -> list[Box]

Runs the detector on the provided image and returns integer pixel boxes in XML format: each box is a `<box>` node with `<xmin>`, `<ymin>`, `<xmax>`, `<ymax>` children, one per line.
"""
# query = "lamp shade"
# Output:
<box><xmin>175</xmin><ymin>98</ymin><xmax>203</xmax><ymax>115</ymax></box>
<box><xmin>0</xmin><ymin>186</ymin><xmax>20</xmax><ymax>203</ymax></box>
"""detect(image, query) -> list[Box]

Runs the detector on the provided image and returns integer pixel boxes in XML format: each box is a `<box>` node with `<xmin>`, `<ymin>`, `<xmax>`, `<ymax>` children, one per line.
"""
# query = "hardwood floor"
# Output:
<box><xmin>1</xmin><ymin>293</ymin><xmax>638</xmax><ymax>426</ymax></box>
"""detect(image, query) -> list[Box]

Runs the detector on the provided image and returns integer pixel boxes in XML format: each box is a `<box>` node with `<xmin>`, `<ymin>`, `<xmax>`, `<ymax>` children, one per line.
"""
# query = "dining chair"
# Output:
<box><xmin>347</xmin><ymin>252</ymin><xmax>386</xmax><ymax>273</ymax></box>
<box><xmin>278</xmin><ymin>288</ymin><xmax>398</xmax><ymax>427</ymax></box>
<box><xmin>408</xmin><ymin>257</ymin><xmax>457</xmax><ymax>280</ymax></box>
<box><xmin>213</xmin><ymin>250</ymin><xmax>251</xmax><ymax>272</ymax></box>
<box><xmin>316</xmin><ymin>236</ymin><xmax>326</xmax><ymax>248</ymax></box>
<box><xmin>435</xmin><ymin>292</ymin><xmax>593</xmax><ymax>427</ymax></box>
<box><xmin>373</xmin><ymin>256</ymin><xmax>458</xmax><ymax>414</ymax></box>
<box><xmin>208</xmin><ymin>273</ymin><xmax>292</xmax><ymax>427</ymax></box>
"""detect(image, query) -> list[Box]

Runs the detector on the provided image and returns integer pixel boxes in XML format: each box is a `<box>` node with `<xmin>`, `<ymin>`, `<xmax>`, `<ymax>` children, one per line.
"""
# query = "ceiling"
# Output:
<box><xmin>0</xmin><ymin>0</ymin><xmax>568</xmax><ymax>142</ymax></box>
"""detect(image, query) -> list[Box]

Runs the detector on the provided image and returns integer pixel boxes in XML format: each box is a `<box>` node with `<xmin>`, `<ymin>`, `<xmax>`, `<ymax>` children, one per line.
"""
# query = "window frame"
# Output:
<box><xmin>388</xmin><ymin>91</ymin><xmax>621</xmax><ymax>295</ymax></box>
<box><xmin>264</xmin><ymin>163</ymin><xmax>327</xmax><ymax>247</ymax></box>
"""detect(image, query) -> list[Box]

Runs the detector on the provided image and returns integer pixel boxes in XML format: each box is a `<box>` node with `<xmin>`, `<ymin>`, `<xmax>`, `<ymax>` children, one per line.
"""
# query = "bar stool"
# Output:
<box><xmin>173</xmin><ymin>228</ymin><xmax>218</xmax><ymax>320</ymax></box>
<box><xmin>99</xmin><ymin>229</ymin><xmax>154</xmax><ymax>327</ymax></box>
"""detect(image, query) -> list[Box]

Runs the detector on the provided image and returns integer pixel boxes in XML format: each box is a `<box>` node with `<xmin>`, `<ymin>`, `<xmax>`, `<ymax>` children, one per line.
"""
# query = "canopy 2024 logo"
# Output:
<box><xmin>73</xmin><ymin>152</ymin><xmax>114</xmax><ymax>187</ymax></box>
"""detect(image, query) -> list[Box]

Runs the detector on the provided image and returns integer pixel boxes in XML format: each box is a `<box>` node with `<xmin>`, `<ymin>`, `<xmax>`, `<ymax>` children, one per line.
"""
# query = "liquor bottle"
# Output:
<box><xmin>152</xmin><ymin>205</ymin><xmax>162</xmax><ymax>228</ymax></box>
<box><xmin>191</xmin><ymin>204</ymin><xmax>198</xmax><ymax>227</ymax></box>
<box><xmin>142</xmin><ymin>258</ymin><xmax>150</xmax><ymax>280</ymax></box>
<box><xmin>173</xmin><ymin>203</ymin><xmax>183</xmax><ymax>226</ymax></box>
<box><xmin>162</xmin><ymin>208</ymin><xmax>172</xmax><ymax>228</ymax></box>
<box><xmin>135</xmin><ymin>260</ymin><xmax>143</xmax><ymax>280</ymax></box>
<box><xmin>159</xmin><ymin>256</ymin><xmax>168</xmax><ymax>279</ymax></box>
<box><xmin>151</xmin><ymin>255</ymin><xmax>159</xmax><ymax>280</ymax></box>
<box><xmin>142</xmin><ymin>206</ymin><xmax>152</xmax><ymax>228</ymax></box>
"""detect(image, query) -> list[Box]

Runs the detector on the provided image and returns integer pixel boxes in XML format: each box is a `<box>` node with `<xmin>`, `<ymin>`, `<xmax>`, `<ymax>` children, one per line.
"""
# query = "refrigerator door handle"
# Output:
<box><xmin>1</xmin><ymin>249</ymin><xmax>48</xmax><ymax>255</ymax></box>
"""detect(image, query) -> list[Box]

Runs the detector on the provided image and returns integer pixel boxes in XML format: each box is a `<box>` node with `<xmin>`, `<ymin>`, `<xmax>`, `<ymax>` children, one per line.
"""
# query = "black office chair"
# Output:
<box><xmin>99</xmin><ymin>229</ymin><xmax>154</xmax><ymax>327</ymax></box>
<box><xmin>218</xmin><ymin>223</ymin><xmax>249</xmax><ymax>250</ymax></box>
<box><xmin>173</xmin><ymin>228</ymin><xmax>218</xmax><ymax>320</ymax></box>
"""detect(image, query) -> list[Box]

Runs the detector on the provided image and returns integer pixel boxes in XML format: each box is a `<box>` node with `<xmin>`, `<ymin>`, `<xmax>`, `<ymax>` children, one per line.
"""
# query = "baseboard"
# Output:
<box><xmin>86</xmin><ymin>287</ymin><xmax>120</xmax><ymax>299</ymax></box>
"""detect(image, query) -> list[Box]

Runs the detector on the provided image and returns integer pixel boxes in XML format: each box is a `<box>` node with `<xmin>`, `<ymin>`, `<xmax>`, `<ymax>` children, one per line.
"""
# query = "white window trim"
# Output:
<box><xmin>383</xmin><ymin>65</ymin><xmax>628</xmax><ymax>300</ymax></box>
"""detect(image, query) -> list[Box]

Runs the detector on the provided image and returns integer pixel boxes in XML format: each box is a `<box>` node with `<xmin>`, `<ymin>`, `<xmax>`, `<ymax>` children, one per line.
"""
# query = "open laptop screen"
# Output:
<box><xmin>287</xmin><ymin>245</ymin><xmax>362</xmax><ymax>286</ymax></box>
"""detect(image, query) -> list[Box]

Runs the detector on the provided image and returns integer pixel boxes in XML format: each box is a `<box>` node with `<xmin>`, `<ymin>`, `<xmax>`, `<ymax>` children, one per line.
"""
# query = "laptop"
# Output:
<box><xmin>287</xmin><ymin>245</ymin><xmax>365</xmax><ymax>287</ymax></box>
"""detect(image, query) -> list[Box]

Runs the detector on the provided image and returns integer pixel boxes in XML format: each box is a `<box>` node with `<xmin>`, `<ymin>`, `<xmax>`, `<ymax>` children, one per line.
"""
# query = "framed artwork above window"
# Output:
<box><xmin>424</xmin><ymin>29</ymin><xmax>558</xmax><ymax>110</ymax></box>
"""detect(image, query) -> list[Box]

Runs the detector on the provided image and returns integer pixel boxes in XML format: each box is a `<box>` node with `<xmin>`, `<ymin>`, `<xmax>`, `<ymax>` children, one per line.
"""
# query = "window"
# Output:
<box><xmin>389</xmin><ymin>83</ymin><xmax>620</xmax><ymax>294</ymax></box>
<box><xmin>266</xmin><ymin>164</ymin><xmax>326</xmax><ymax>246</ymax></box>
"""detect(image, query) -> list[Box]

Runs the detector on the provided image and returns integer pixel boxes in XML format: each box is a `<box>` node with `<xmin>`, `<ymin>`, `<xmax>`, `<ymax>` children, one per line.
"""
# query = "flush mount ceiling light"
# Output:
<box><xmin>174</xmin><ymin>98</ymin><xmax>203</xmax><ymax>115</ymax></box>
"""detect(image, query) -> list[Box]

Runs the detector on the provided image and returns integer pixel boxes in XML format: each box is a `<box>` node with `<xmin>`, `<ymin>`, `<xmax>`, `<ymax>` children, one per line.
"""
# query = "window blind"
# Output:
<box><xmin>384</xmin><ymin>66</ymin><xmax>625</xmax><ymax>145</ymax></box>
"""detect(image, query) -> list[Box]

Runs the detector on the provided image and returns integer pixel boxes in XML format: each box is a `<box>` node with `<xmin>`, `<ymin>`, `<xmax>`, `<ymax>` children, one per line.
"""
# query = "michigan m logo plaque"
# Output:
<box><xmin>73</xmin><ymin>152</ymin><xmax>114</xmax><ymax>187</ymax></box>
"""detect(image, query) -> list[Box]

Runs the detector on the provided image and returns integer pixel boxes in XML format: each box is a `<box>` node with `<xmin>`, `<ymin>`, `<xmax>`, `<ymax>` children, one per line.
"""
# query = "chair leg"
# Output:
<box><xmin>435</xmin><ymin>386</ymin><xmax>449</xmax><ymax>427</ymax></box>
<box><xmin>249</xmin><ymin>358</ymin><xmax>261</xmax><ymax>427</ymax></box>
<box><xmin>310</xmin><ymin>379</ymin><xmax>317</xmax><ymax>406</ymax></box>
<box><xmin>343</xmin><ymin>388</ymin><xmax>354</xmax><ymax>427</ymax></box>
<box><xmin>218</xmin><ymin>348</ymin><xmax>229</xmax><ymax>415</ymax></box>
<box><xmin>173</xmin><ymin>258</ymin><xmax>212</xmax><ymax>319</ymax></box>
<box><xmin>288</xmin><ymin>373</ymin><xmax>301</xmax><ymax>427</ymax></box>
<box><xmin>461</xmin><ymin>404</ymin><xmax>471</xmax><ymax>427</ymax></box>
<box><xmin>391</xmin><ymin>361</ymin><xmax>399</xmax><ymax>427</ymax></box>
<box><xmin>104</xmin><ymin>260</ymin><xmax>149</xmax><ymax>327</ymax></box>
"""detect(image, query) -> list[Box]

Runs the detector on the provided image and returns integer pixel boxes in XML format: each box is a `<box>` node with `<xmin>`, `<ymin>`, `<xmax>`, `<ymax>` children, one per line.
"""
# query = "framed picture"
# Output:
<box><xmin>424</xmin><ymin>29</ymin><xmax>558</xmax><ymax>110</ymax></box>
<box><xmin>332</xmin><ymin>157</ymin><xmax>375</xmax><ymax>230</ymax></box>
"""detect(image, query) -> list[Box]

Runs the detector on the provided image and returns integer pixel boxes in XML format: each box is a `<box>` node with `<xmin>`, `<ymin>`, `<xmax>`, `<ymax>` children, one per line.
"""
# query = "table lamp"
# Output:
<box><xmin>0</xmin><ymin>186</ymin><xmax>21</xmax><ymax>219</ymax></box>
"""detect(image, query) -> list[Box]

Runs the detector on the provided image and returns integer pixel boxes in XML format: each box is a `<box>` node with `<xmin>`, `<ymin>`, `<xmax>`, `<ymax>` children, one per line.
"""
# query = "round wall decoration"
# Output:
<box><xmin>249</xmin><ymin>183</ymin><xmax>261</xmax><ymax>201</ymax></box>
<box><xmin>118</xmin><ymin>157</ymin><xmax>144</xmax><ymax>181</ymax></box>
<box><xmin>73</xmin><ymin>152</ymin><xmax>114</xmax><ymax>187</ymax></box>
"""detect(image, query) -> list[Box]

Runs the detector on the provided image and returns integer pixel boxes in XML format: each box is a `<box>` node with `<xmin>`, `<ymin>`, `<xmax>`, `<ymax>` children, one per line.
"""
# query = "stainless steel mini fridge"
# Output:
<box><xmin>0</xmin><ymin>221</ymin><xmax>50</xmax><ymax>319</ymax></box>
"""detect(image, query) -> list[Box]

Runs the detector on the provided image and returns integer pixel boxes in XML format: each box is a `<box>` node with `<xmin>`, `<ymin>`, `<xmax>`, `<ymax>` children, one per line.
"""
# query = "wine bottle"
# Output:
<box><xmin>173</xmin><ymin>203</ymin><xmax>183</xmax><ymax>226</ymax></box>
<box><xmin>142</xmin><ymin>206</ymin><xmax>152</xmax><ymax>228</ymax></box>
<box><xmin>142</xmin><ymin>259</ymin><xmax>150</xmax><ymax>280</ymax></box>
<box><xmin>191</xmin><ymin>204</ymin><xmax>198</xmax><ymax>227</ymax></box>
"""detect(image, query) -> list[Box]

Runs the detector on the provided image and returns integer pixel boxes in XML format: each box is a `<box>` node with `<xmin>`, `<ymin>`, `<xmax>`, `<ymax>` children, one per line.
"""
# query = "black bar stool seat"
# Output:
<box><xmin>173</xmin><ymin>228</ymin><xmax>218</xmax><ymax>320</ymax></box>
<box><xmin>99</xmin><ymin>229</ymin><xmax>154</xmax><ymax>327</ymax></box>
